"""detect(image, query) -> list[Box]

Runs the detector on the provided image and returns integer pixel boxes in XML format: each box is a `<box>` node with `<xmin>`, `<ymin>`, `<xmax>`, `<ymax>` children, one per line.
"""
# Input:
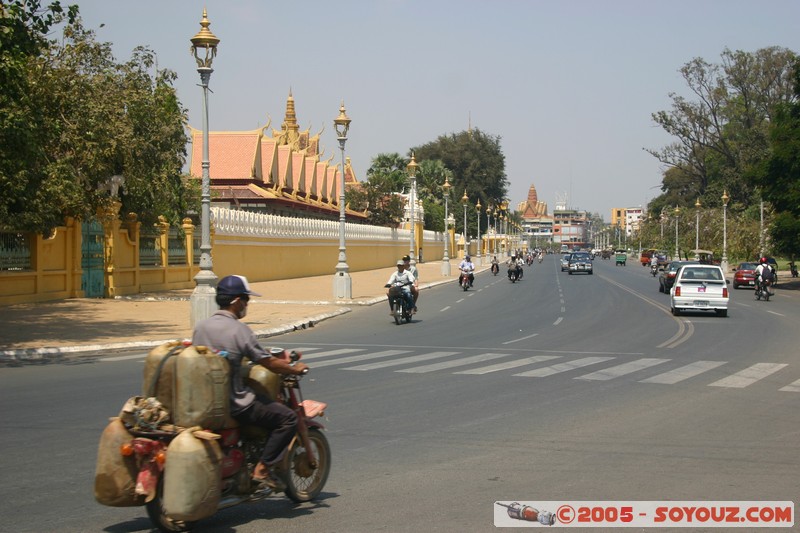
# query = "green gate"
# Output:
<box><xmin>81</xmin><ymin>220</ymin><xmax>105</xmax><ymax>297</ymax></box>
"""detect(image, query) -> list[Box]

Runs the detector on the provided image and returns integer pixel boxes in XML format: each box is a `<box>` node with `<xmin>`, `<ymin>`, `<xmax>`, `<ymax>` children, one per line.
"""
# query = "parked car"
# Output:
<box><xmin>568</xmin><ymin>252</ymin><xmax>593</xmax><ymax>275</ymax></box>
<box><xmin>670</xmin><ymin>264</ymin><xmax>729</xmax><ymax>317</ymax></box>
<box><xmin>732</xmin><ymin>262</ymin><xmax>758</xmax><ymax>289</ymax></box>
<box><xmin>658</xmin><ymin>261</ymin><xmax>698</xmax><ymax>293</ymax></box>
<box><xmin>560</xmin><ymin>253</ymin><xmax>572</xmax><ymax>272</ymax></box>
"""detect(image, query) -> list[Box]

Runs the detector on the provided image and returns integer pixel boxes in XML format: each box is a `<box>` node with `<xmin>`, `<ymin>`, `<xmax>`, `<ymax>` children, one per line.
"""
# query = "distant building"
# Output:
<box><xmin>611</xmin><ymin>207</ymin><xmax>644</xmax><ymax>236</ymax></box>
<box><xmin>518</xmin><ymin>184</ymin><xmax>553</xmax><ymax>244</ymax></box>
<box><xmin>188</xmin><ymin>91</ymin><xmax>366</xmax><ymax>221</ymax></box>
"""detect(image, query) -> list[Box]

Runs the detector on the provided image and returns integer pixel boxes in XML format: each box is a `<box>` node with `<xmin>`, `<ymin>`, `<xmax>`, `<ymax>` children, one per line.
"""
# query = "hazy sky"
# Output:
<box><xmin>73</xmin><ymin>0</ymin><xmax>800</xmax><ymax>220</ymax></box>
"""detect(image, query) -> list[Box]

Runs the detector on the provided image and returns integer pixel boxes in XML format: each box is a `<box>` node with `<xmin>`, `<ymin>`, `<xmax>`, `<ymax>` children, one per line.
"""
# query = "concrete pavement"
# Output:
<box><xmin>0</xmin><ymin>260</ymin><xmax>477</xmax><ymax>362</ymax></box>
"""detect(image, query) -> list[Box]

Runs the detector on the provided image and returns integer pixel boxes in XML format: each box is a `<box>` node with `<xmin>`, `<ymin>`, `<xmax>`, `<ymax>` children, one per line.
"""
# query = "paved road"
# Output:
<box><xmin>1</xmin><ymin>255</ymin><xmax>798</xmax><ymax>532</ymax></box>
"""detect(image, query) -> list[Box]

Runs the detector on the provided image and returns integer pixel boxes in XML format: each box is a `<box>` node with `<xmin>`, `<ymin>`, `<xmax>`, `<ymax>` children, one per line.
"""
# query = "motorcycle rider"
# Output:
<box><xmin>402</xmin><ymin>255</ymin><xmax>419</xmax><ymax>313</ymax></box>
<box><xmin>755</xmin><ymin>256</ymin><xmax>776</xmax><ymax>294</ymax></box>
<box><xmin>386</xmin><ymin>259</ymin><xmax>415</xmax><ymax>314</ymax></box>
<box><xmin>192</xmin><ymin>275</ymin><xmax>308</xmax><ymax>492</ymax></box>
<box><xmin>458</xmin><ymin>255</ymin><xmax>475</xmax><ymax>287</ymax></box>
<box><xmin>490</xmin><ymin>255</ymin><xmax>500</xmax><ymax>274</ymax></box>
<box><xmin>506</xmin><ymin>254</ymin><xmax>521</xmax><ymax>280</ymax></box>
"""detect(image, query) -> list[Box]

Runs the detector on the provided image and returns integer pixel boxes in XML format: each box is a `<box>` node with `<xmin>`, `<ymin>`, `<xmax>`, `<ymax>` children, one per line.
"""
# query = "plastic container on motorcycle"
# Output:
<box><xmin>142</xmin><ymin>341</ymin><xmax>182</xmax><ymax>414</ymax></box>
<box><xmin>163</xmin><ymin>429</ymin><xmax>223</xmax><ymax>522</ymax></box>
<box><xmin>94</xmin><ymin>418</ymin><xmax>146</xmax><ymax>507</ymax></box>
<box><xmin>245</xmin><ymin>364</ymin><xmax>281</xmax><ymax>401</ymax></box>
<box><xmin>143</xmin><ymin>342</ymin><xmax>235</xmax><ymax>430</ymax></box>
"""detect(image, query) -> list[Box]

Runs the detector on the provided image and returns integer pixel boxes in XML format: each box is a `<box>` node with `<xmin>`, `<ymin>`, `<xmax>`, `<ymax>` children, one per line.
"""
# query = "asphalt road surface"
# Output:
<box><xmin>1</xmin><ymin>255</ymin><xmax>797</xmax><ymax>532</ymax></box>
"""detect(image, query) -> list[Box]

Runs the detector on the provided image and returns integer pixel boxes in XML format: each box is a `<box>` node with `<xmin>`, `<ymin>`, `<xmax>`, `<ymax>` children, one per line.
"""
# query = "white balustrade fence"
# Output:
<box><xmin>212</xmin><ymin>207</ymin><xmax>446</xmax><ymax>243</ymax></box>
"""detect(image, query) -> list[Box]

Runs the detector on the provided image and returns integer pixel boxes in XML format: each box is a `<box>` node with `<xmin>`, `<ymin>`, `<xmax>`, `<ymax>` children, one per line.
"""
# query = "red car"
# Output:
<box><xmin>733</xmin><ymin>262</ymin><xmax>758</xmax><ymax>289</ymax></box>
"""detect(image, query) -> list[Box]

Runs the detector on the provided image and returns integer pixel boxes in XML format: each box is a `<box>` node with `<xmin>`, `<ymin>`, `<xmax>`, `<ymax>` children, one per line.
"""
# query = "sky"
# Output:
<box><xmin>72</xmin><ymin>0</ymin><xmax>800</xmax><ymax>221</ymax></box>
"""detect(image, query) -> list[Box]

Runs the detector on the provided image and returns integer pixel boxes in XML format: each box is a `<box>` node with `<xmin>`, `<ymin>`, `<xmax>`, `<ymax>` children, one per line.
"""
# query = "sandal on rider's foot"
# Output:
<box><xmin>251</xmin><ymin>472</ymin><xmax>286</xmax><ymax>492</ymax></box>
<box><xmin>412</xmin><ymin>307</ymin><xmax>418</xmax><ymax>314</ymax></box>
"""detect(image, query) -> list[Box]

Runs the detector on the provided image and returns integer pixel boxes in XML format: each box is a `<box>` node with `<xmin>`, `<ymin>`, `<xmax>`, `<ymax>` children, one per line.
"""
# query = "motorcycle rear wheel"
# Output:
<box><xmin>145</xmin><ymin>479</ymin><xmax>195</xmax><ymax>533</ymax></box>
<box><xmin>283</xmin><ymin>427</ymin><xmax>331</xmax><ymax>503</ymax></box>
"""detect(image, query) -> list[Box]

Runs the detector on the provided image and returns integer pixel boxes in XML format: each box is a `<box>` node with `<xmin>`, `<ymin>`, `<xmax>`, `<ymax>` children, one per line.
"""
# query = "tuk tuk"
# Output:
<box><xmin>692</xmin><ymin>249</ymin><xmax>717</xmax><ymax>265</ymax></box>
<box><xmin>615</xmin><ymin>249</ymin><xmax>627</xmax><ymax>266</ymax></box>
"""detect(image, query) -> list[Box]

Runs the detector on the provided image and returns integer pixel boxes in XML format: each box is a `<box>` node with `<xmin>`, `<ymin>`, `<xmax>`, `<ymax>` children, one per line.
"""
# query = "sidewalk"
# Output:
<box><xmin>0</xmin><ymin>261</ymin><xmax>472</xmax><ymax>362</ymax></box>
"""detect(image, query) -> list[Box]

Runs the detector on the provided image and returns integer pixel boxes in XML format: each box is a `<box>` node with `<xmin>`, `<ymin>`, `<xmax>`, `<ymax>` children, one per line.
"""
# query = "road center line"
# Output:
<box><xmin>502</xmin><ymin>333</ymin><xmax>539</xmax><ymax>345</ymax></box>
<box><xmin>553</xmin><ymin>317</ymin><xmax>563</xmax><ymax>325</ymax></box>
<box><xmin>440</xmin><ymin>306</ymin><xmax>451</xmax><ymax>312</ymax></box>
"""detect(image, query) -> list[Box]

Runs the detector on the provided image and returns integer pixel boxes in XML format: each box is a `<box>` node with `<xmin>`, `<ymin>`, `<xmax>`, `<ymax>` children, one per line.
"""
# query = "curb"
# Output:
<box><xmin>0</xmin><ymin>267</ymin><xmax>483</xmax><ymax>364</ymax></box>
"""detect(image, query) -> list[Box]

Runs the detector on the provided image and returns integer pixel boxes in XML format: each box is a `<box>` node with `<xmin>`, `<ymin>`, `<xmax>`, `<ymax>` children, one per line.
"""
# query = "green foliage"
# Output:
<box><xmin>648</xmin><ymin>47</ymin><xmax>797</xmax><ymax>212</ymax></box>
<box><xmin>345</xmin><ymin>152</ymin><xmax>406</xmax><ymax>226</ymax></box>
<box><xmin>411</xmin><ymin>128</ymin><xmax>508</xmax><ymax>208</ymax></box>
<box><xmin>0</xmin><ymin>5</ymin><xmax>193</xmax><ymax>234</ymax></box>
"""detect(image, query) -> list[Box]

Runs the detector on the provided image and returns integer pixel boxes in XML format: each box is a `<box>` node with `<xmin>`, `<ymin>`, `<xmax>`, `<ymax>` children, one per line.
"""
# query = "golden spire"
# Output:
<box><xmin>283</xmin><ymin>89</ymin><xmax>299</xmax><ymax>134</ymax></box>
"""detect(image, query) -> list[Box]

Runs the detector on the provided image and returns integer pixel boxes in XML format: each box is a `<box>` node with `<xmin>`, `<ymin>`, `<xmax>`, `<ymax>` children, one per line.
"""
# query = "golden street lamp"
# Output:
<box><xmin>475</xmin><ymin>199</ymin><xmax>482</xmax><ymax>264</ymax></box>
<box><xmin>441</xmin><ymin>175</ymin><xmax>451</xmax><ymax>276</ymax></box>
<box><xmin>461</xmin><ymin>189</ymin><xmax>469</xmax><ymax>259</ymax></box>
<box><xmin>721</xmin><ymin>190</ymin><xmax>730</xmax><ymax>274</ymax></box>
<box><xmin>407</xmin><ymin>154</ymin><xmax>419</xmax><ymax>266</ymax></box>
<box><xmin>189</xmin><ymin>8</ymin><xmax>220</xmax><ymax>328</ymax></box>
<box><xmin>486</xmin><ymin>204</ymin><xmax>493</xmax><ymax>257</ymax></box>
<box><xmin>333</xmin><ymin>101</ymin><xmax>352</xmax><ymax>299</ymax></box>
<box><xmin>694</xmin><ymin>198</ymin><xmax>702</xmax><ymax>259</ymax></box>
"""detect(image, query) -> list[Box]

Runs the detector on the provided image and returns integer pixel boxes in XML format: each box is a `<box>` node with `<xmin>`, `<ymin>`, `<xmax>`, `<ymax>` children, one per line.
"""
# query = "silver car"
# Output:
<box><xmin>560</xmin><ymin>253</ymin><xmax>572</xmax><ymax>272</ymax></box>
<box><xmin>669</xmin><ymin>264</ymin><xmax>729</xmax><ymax>317</ymax></box>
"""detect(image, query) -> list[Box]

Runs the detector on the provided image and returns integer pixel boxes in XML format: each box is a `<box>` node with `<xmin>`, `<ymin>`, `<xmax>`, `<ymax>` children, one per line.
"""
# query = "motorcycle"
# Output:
<box><xmin>755</xmin><ymin>279</ymin><xmax>772</xmax><ymax>301</ymax></box>
<box><xmin>120</xmin><ymin>351</ymin><xmax>330</xmax><ymax>532</ymax></box>
<box><xmin>386</xmin><ymin>281</ymin><xmax>414</xmax><ymax>324</ymax></box>
<box><xmin>508</xmin><ymin>265</ymin><xmax>519</xmax><ymax>283</ymax></box>
<box><xmin>459</xmin><ymin>269</ymin><xmax>473</xmax><ymax>291</ymax></box>
<box><xmin>491</xmin><ymin>262</ymin><xmax>499</xmax><ymax>275</ymax></box>
<box><xmin>650</xmin><ymin>263</ymin><xmax>658</xmax><ymax>277</ymax></box>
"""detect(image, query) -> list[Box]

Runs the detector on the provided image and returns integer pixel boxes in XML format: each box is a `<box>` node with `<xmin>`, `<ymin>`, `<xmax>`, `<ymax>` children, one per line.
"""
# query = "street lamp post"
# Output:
<box><xmin>674</xmin><ymin>206</ymin><xmax>681</xmax><ymax>260</ymax></box>
<box><xmin>441</xmin><ymin>175</ymin><xmax>451</xmax><ymax>276</ymax></box>
<box><xmin>407</xmin><ymin>154</ymin><xmax>419</xmax><ymax>266</ymax></box>
<box><xmin>694</xmin><ymin>198</ymin><xmax>701</xmax><ymax>259</ymax></box>
<box><xmin>721</xmin><ymin>190</ymin><xmax>729</xmax><ymax>275</ymax></box>
<box><xmin>189</xmin><ymin>9</ymin><xmax>220</xmax><ymax>328</ymax></box>
<box><xmin>333</xmin><ymin>102</ymin><xmax>352</xmax><ymax>299</ymax></box>
<box><xmin>475</xmin><ymin>199</ymin><xmax>482</xmax><ymax>265</ymax></box>
<box><xmin>486</xmin><ymin>205</ymin><xmax>493</xmax><ymax>259</ymax></box>
<box><xmin>461</xmin><ymin>190</ymin><xmax>469</xmax><ymax>258</ymax></box>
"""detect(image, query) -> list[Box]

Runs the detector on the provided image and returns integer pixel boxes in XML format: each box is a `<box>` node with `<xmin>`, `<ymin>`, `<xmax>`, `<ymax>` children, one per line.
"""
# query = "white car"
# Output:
<box><xmin>669</xmin><ymin>264</ymin><xmax>729</xmax><ymax>317</ymax></box>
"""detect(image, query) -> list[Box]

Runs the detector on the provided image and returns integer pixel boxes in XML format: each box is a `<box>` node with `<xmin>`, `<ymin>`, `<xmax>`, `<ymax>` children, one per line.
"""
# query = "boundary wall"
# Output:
<box><xmin>0</xmin><ymin>207</ymin><xmax>455</xmax><ymax>305</ymax></box>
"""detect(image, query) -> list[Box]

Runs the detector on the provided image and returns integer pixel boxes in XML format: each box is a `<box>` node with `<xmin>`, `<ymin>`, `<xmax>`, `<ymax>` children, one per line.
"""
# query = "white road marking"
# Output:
<box><xmin>303</xmin><ymin>348</ymin><xmax>365</xmax><ymax>360</ymax></box>
<box><xmin>708</xmin><ymin>363</ymin><xmax>788</xmax><ymax>388</ymax></box>
<box><xmin>779</xmin><ymin>379</ymin><xmax>800</xmax><ymax>392</ymax></box>
<box><xmin>440</xmin><ymin>306</ymin><xmax>451</xmax><ymax>312</ymax></box>
<box><xmin>553</xmin><ymin>317</ymin><xmax>563</xmax><ymax>326</ymax></box>
<box><xmin>514</xmin><ymin>356</ymin><xmax>616</xmax><ymax>377</ymax></box>
<box><xmin>397</xmin><ymin>352</ymin><xmax>512</xmax><ymax>373</ymax></box>
<box><xmin>502</xmin><ymin>333</ymin><xmax>539</xmax><ymax>345</ymax></box>
<box><xmin>640</xmin><ymin>360</ymin><xmax>727</xmax><ymax>384</ymax></box>
<box><xmin>311</xmin><ymin>349</ymin><xmax>410</xmax><ymax>368</ymax></box>
<box><xmin>345</xmin><ymin>351</ymin><xmax>459</xmax><ymax>371</ymax></box>
<box><xmin>576</xmin><ymin>358</ymin><xmax>670</xmax><ymax>381</ymax></box>
<box><xmin>455</xmin><ymin>355</ymin><xmax>561</xmax><ymax>375</ymax></box>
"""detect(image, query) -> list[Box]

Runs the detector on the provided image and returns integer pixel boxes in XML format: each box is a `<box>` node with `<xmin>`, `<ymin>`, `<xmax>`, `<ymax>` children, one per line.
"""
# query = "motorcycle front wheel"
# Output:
<box><xmin>283</xmin><ymin>427</ymin><xmax>331</xmax><ymax>503</ymax></box>
<box><xmin>145</xmin><ymin>479</ymin><xmax>195</xmax><ymax>533</ymax></box>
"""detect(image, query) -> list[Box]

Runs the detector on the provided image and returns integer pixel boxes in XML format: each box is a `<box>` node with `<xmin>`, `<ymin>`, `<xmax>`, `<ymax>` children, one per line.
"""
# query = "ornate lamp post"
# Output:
<box><xmin>486</xmin><ymin>205</ymin><xmax>493</xmax><ymax>258</ymax></box>
<box><xmin>441</xmin><ymin>175</ymin><xmax>451</xmax><ymax>276</ymax></box>
<box><xmin>407</xmin><ymin>154</ymin><xmax>419</xmax><ymax>266</ymax></box>
<box><xmin>189</xmin><ymin>9</ymin><xmax>220</xmax><ymax>328</ymax></box>
<box><xmin>721</xmin><ymin>190</ymin><xmax>729</xmax><ymax>275</ymax></box>
<box><xmin>694</xmin><ymin>198</ymin><xmax>701</xmax><ymax>259</ymax></box>
<box><xmin>674</xmin><ymin>206</ymin><xmax>681</xmax><ymax>260</ymax></box>
<box><xmin>461</xmin><ymin>189</ymin><xmax>469</xmax><ymax>258</ymax></box>
<box><xmin>475</xmin><ymin>199</ymin><xmax>482</xmax><ymax>265</ymax></box>
<box><xmin>333</xmin><ymin>102</ymin><xmax>352</xmax><ymax>299</ymax></box>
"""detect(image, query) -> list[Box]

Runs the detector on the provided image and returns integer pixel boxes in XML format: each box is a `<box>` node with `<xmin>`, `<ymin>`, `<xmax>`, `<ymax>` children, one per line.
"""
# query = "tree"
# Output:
<box><xmin>0</xmin><ymin>6</ymin><xmax>193</xmax><ymax>234</ymax></box>
<box><xmin>647</xmin><ymin>47</ymin><xmax>797</xmax><ymax>210</ymax></box>
<box><xmin>759</xmin><ymin>59</ymin><xmax>800</xmax><ymax>259</ymax></box>
<box><xmin>411</xmin><ymin>128</ymin><xmax>508</xmax><ymax>209</ymax></box>
<box><xmin>345</xmin><ymin>153</ymin><xmax>407</xmax><ymax>227</ymax></box>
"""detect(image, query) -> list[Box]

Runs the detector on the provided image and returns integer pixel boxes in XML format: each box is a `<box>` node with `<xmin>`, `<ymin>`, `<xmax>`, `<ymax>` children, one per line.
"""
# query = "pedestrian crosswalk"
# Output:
<box><xmin>292</xmin><ymin>346</ymin><xmax>799</xmax><ymax>391</ymax></box>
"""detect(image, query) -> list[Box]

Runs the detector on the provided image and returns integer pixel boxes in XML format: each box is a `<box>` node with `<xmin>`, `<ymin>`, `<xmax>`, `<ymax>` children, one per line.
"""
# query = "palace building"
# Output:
<box><xmin>188</xmin><ymin>91</ymin><xmax>366</xmax><ymax>221</ymax></box>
